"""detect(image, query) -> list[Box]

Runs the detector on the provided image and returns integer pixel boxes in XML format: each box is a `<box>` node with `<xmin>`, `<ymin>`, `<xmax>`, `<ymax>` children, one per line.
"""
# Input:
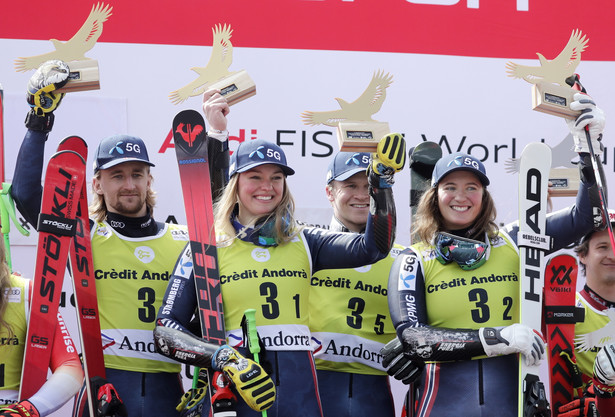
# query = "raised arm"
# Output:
<box><xmin>308</xmin><ymin>134</ymin><xmax>405</xmax><ymax>271</ymax></box>
<box><xmin>11</xmin><ymin>61</ymin><xmax>69</xmax><ymax>227</ymax></box>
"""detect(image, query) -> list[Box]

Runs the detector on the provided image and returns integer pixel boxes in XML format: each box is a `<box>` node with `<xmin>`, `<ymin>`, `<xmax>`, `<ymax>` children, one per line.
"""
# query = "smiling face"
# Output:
<box><xmin>236</xmin><ymin>164</ymin><xmax>285</xmax><ymax>225</ymax></box>
<box><xmin>580</xmin><ymin>229</ymin><xmax>615</xmax><ymax>290</ymax></box>
<box><xmin>93</xmin><ymin>161</ymin><xmax>152</xmax><ymax>218</ymax></box>
<box><xmin>326</xmin><ymin>172</ymin><xmax>370</xmax><ymax>233</ymax></box>
<box><xmin>437</xmin><ymin>170</ymin><xmax>484</xmax><ymax>230</ymax></box>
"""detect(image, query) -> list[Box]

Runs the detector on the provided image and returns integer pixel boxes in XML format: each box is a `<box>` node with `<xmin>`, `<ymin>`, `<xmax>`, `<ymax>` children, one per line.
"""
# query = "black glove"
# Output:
<box><xmin>381</xmin><ymin>337</ymin><xmax>423</xmax><ymax>384</ymax></box>
<box><xmin>24</xmin><ymin>60</ymin><xmax>69</xmax><ymax>132</ymax></box>
<box><xmin>90</xmin><ymin>376</ymin><xmax>128</xmax><ymax>417</ymax></box>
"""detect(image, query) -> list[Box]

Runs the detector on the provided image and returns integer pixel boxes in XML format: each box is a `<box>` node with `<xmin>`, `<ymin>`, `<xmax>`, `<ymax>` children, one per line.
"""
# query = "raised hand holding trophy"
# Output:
<box><xmin>505</xmin><ymin>29</ymin><xmax>588</xmax><ymax>119</ymax></box>
<box><xmin>169</xmin><ymin>24</ymin><xmax>256</xmax><ymax>106</ymax></box>
<box><xmin>301</xmin><ymin>70</ymin><xmax>393</xmax><ymax>152</ymax></box>
<box><xmin>14</xmin><ymin>2</ymin><xmax>112</xmax><ymax>93</ymax></box>
<box><xmin>506</xmin><ymin>29</ymin><xmax>589</xmax><ymax>197</ymax></box>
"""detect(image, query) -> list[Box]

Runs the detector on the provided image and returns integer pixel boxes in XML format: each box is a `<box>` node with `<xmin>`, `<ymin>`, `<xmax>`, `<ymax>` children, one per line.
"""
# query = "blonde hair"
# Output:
<box><xmin>89</xmin><ymin>168</ymin><xmax>157</xmax><ymax>222</ymax></box>
<box><xmin>413</xmin><ymin>186</ymin><xmax>499</xmax><ymax>244</ymax></box>
<box><xmin>0</xmin><ymin>239</ymin><xmax>14</xmax><ymax>337</ymax></box>
<box><xmin>214</xmin><ymin>173</ymin><xmax>300</xmax><ymax>246</ymax></box>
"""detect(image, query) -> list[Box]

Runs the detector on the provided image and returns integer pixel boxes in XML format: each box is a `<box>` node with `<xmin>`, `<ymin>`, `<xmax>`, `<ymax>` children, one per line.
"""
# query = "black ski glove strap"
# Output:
<box><xmin>24</xmin><ymin>109</ymin><xmax>54</xmax><ymax>133</ymax></box>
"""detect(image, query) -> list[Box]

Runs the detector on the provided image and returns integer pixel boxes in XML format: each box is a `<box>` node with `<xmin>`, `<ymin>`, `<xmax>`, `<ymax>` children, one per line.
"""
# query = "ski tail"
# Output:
<box><xmin>57</xmin><ymin>136</ymin><xmax>106</xmax><ymax>417</ymax></box>
<box><xmin>19</xmin><ymin>150</ymin><xmax>85</xmax><ymax>400</ymax></box>
<box><xmin>517</xmin><ymin>142</ymin><xmax>552</xmax><ymax>417</ymax></box>
<box><xmin>544</xmin><ymin>254</ymin><xmax>584</xmax><ymax>411</ymax></box>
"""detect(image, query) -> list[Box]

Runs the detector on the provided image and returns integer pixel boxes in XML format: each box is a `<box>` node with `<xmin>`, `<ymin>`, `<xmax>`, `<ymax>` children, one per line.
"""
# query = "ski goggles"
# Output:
<box><xmin>434</xmin><ymin>232</ymin><xmax>490</xmax><ymax>271</ymax></box>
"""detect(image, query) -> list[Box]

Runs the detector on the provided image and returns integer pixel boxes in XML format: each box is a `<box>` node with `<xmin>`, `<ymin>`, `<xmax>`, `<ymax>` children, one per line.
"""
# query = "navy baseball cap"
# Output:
<box><xmin>229</xmin><ymin>139</ymin><xmax>295</xmax><ymax>177</ymax></box>
<box><xmin>326</xmin><ymin>152</ymin><xmax>370</xmax><ymax>184</ymax></box>
<box><xmin>431</xmin><ymin>152</ymin><xmax>489</xmax><ymax>187</ymax></box>
<box><xmin>94</xmin><ymin>135</ymin><xmax>154</xmax><ymax>173</ymax></box>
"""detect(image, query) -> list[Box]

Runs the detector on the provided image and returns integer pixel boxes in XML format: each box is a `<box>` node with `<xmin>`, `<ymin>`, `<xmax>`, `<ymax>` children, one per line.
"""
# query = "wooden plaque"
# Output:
<box><xmin>337</xmin><ymin>121</ymin><xmax>390</xmax><ymax>152</ymax></box>
<box><xmin>532</xmin><ymin>82</ymin><xmax>581</xmax><ymax>120</ymax></box>
<box><xmin>208</xmin><ymin>70</ymin><xmax>256</xmax><ymax>107</ymax></box>
<box><xmin>549</xmin><ymin>167</ymin><xmax>579</xmax><ymax>197</ymax></box>
<box><xmin>55</xmin><ymin>60</ymin><xmax>100</xmax><ymax>93</ymax></box>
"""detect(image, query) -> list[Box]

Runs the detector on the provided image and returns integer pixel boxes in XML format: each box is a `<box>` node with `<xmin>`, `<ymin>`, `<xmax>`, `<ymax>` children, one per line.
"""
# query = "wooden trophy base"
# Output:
<box><xmin>337</xmin><ymin>121</ymin><xmax>390</xmax><ymax>152</ymax></box>
<box><xmin>549</xmin><ymin>168</ymin><xmax>579</xmax><ymax>197</ymax></box>
<box><xmin>209</xmin><ymin>70</ymin><xmax>256</xmax><ymax>106</ymax></box>
<box><xmin>56</xmin><ymin>60</ymin><xmax>100</xmax><ymax>93</ymax></box>
<box><xmin>532</xmin><ymin>82</ymin><xmax>581</xmax><ymax>120</ymax></box>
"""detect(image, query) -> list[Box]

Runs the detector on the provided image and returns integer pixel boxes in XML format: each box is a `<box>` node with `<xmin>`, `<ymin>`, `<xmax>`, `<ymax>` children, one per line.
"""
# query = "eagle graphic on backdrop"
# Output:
<box><xmin>14</xmin><ymin>2</ymin><xmax>113</xmax><ymax>72</ymax></box>
<box><xmin>169</xmin><ymin>24</ymin><xmax>237</xmax><ymax>105</ymax></box>
<box><xmin>505</xmin><ymin>29</ymin><xmax>588</xmax><ymax>87</ymax></box>
<box><xmin>575</xmin><ymin>308</ymin><xmax>615</xmax><ymax>352</ymax></box>
<box><xmin>301</xmin><ymin>70</ymin><xmax>393</xmax><ymax>127</ymax></box>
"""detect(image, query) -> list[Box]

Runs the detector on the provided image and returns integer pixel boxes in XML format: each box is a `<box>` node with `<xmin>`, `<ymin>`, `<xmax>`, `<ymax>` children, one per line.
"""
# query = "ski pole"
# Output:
<box><xmin>570</xmin><ymin>76</ymin><xmax>615</xmax><ymax>258</ymax></box>
<box><xmin>244</xmin><ymin>309</ymin><xmax>267</xmax><ymax>417</ymax></box>
<box><xmin>0</xmin><ymin>183</ymin><xmax>30</xmax><ymax>270</ymax></box>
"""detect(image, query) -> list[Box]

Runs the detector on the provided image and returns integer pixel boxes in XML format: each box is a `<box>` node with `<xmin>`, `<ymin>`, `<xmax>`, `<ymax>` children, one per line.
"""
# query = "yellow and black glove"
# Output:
<box><xmin>176</xmin><ymin>368</ymin><xmax>208</xmax><ymax>413</ymax></box>
<box><xmin>369</xmin><ymin>133</ymin><xmax>406</xmax><ymax>188</ymax></box>
<box><xmin>213</xmin><ymin>345</ymin><xmax>276</xmax><ymax>412</ymax></box>
<box><xmin>25</xmin><ymin>60</ymin><xmax>69</xmax><ymax>132</ymax></box>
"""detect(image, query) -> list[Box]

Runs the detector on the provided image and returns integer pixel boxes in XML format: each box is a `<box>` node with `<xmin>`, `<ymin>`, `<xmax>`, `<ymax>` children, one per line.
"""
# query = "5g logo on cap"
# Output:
<box><xmin>449</xmin><ymin>155</ymin><xmax>480</xmax><ymax>170</ymax></box>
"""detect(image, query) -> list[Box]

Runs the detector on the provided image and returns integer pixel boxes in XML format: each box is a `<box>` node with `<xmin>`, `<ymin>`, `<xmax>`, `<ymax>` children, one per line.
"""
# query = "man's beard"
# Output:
<box><xmin>112</xmin><ymin>195</ymin><xmax>146</xmax><ymax>216</ymax></box>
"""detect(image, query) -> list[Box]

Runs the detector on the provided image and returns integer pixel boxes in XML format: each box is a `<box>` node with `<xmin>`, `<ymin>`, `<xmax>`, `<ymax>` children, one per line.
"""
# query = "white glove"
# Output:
<box><xmin>479</xmin><ymin>324</ymin><xmax>545</xmax><ymax>367</ymax></box>
<box><xmin>565</xmin><ymin>92</ymin><xmax>605</xmax><ymax>156</ymax></box>
<box><xmin>594</xmin><ymin>343</ymin><xmax>615</xmax><ymax>395</ymax></box>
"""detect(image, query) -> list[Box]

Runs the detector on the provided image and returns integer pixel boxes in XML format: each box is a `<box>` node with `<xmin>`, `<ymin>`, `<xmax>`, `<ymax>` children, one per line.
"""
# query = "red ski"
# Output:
<box><xmin>19</xmin><ymin>150</ymin><xmax>85</xmax><ymax>400</ymax></box>
<box><xmin>173</xmin><ymin>109</ymin><xmax>225</xmax><ymax>346</ymax></box>
<box><xmin>544</xmin><ymin>254</ymin><xmax>584</xmax><ymax>411</ymax></box>
<box><xmin>173</xmin><ymin>109</ymin><xmax>229</xmax><ymax>414</ymax></box>
<box><xmin>57</xmin><ymin>136</ymin><xmax>105</xmax><ymax>417</ymax></box>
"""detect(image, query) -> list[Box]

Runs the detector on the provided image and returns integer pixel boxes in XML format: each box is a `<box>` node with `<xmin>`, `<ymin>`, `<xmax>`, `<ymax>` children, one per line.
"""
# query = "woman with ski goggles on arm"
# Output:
<box><xmin>382</xmin><ymin>92</ymin><xmax>606</xmax><ymax>416</ymax></box>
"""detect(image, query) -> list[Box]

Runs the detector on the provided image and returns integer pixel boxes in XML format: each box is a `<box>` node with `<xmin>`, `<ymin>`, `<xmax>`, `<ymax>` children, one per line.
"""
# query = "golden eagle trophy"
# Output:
<box><xmin>169</xmin><ymin>24</ymin><xmax>256</xmax><ymax>106</ymax></box>
<box><xmin>14</xmin><ymin>2</ymin><xmax>112</xmax><ymax>93</ymax></box>
<box><xmin>506</xmin><ymin>29</ymin><xmax>588</xmax><ymax>196</ymax></box>
<box><xmin>301</xmin><ymin>70</ymin><xmax>393</xmax><ymax>152</ymax></box>
<box><xmin>506</xmin><ymin>29</ymin><xmax>588</xmax><ymax>119</ymax></box>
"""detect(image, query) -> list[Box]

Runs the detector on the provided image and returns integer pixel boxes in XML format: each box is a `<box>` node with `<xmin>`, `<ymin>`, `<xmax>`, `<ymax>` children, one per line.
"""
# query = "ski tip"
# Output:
<box><xmin>58</xmin><ymin>136</ymin><xmax>88</xmax><ymax>156</ymax></box>
<box><xmin>172</xmin><ymin>109</ymin><xmax>205</xmax><ymax>124</ymax></box>
<box><xmin>51</xmin><ymin>150</ymin><xmax>86</xmax><ymax>166</ymax></box>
